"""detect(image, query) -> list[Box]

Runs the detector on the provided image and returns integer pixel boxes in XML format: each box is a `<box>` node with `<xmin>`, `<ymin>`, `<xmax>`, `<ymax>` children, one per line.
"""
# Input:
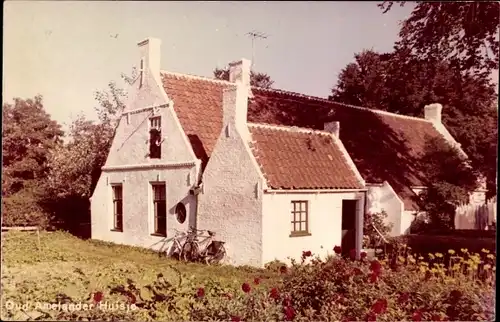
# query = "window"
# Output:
<box><xmin>175</xmin><ymin>202</ymin><xmax>187</xmax><ymax>224</ymax></box>
<box><xmin>149</xmin><ymin>116</ymin><xmax>162</xmax><ymax>159</ymax></box>
<box><xmin>139</xmin><ymin>58</ymin><xmax>144</xmax><ymax>88</ymax></box>
<box><xmin>111</xmin><ymin>185</ymin><xmax>123</xmax><ymax>231</ymax></box>
<box><xmin>152</xmin><ymin>184</ymin><xmax>167</xmax><ymax>236</ymax></box>
<box><xmin>290</xmin><ymin>200</ymin><xmax>310</xmax><ymax>237</ymax></box>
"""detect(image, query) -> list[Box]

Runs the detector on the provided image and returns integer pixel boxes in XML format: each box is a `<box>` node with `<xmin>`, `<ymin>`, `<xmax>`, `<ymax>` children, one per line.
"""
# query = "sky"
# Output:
<box><xmin>4</xmin><ymin>1</ymin><xmax>494</xmax><ymax>131</ymax></box>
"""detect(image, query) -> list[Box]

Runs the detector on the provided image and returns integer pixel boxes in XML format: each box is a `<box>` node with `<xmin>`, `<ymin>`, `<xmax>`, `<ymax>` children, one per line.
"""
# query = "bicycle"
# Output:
<box><xmin>182</xmin><ymin>227</ymin><xmax>226</xmax><ymax>265</ymax></box>
<box><xmin>168</xmin><ymin>228</ymin><xmax>188</xmax><ymax>260</ymax></box>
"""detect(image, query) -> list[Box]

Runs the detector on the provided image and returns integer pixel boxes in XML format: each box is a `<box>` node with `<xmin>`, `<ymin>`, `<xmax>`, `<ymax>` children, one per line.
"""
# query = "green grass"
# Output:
<box><xmin>1</xmin><ymin>230</ymin><xmax>279</xmax><ymax>319</ymax></box>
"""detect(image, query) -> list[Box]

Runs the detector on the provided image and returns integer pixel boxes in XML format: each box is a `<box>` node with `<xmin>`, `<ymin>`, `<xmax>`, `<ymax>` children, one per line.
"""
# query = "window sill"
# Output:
<box><xmin>151</xmin><ymin>233</ymin><xmax>167</xmax><ymax>237</ymax></box>
<box><xmin>110</xmin><ymin>228</ymin><xmax>123</xmax><ymax>233</ymax></box>
<box><xmin>289</xmin><ymin>231</ymin><xmax>312</xmax><ymax>238</ymax></box>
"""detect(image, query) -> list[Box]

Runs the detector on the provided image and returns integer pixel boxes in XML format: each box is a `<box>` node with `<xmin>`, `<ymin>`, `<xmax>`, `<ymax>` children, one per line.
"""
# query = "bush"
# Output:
<box><xmin>3</xmin><ymin>246</ymin><xmax>494</xmax><ymax>321</ymax></box>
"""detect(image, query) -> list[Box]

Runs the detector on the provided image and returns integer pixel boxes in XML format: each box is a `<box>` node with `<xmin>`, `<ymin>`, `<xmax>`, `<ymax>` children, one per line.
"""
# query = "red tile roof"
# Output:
<box><xmin>161</xmin><ymin>72</ymin><xmax>450</xmax><ymax>209</ymax></box>
<box><xmin>248</xmin><ymin>124</ymin><xmax>364</xmax><ymax>190</ymax></box>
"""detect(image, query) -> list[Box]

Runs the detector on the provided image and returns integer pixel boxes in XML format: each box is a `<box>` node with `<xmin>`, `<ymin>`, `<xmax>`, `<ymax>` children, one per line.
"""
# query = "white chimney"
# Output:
<box><xmin>229</xmin><ymin>58</ymin><xmax>251</xmax><ymax>86</ymax></box>
<box><xmin>222</xmin><ymin>84</ymin><xmax>249</xmax><ymax>141</ymax></box>
<box><xmin>424</xmin><ymin>103</ymin><xmax>443</xmax><ymax>123</ymax></box>
<box><xmin>137</xmin><ymin>37</ymin><xmax>162</xmax><ymax>85</ymax></box>
<box><xmin>324</xmin><ymin>121</ymin><xmax>340</xmax><ymax>137</ymax></box>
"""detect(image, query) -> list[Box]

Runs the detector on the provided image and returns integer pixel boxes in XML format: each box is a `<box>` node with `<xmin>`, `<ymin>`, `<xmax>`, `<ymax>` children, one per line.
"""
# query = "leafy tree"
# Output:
<box><xmin>416</xmin><ymin>136</ymin><xmax>479</xmax><ymax>230</ymax></box>
<box><xmin>43</xmin><ymin>70</ymin><xmax>135</xmax><ymax>233</ymax></box>
<box><xmin>379</xmin><ymin>1</ymin><xmax>500</xmax><ymax>76</ymax></box>
<box><xmin>330</xmin><ymin>49</ymin><xmax>498</xmax><ymax>197</ymax></box>
<box><xmin>213</xmin><ymin>67</ymin><xmax>274</xmax><ymax>89</ymax></box>
<box><xmin>2</xmin><ymin>96</ymin><xmax>64</xmax><ymax>226</ymax></box>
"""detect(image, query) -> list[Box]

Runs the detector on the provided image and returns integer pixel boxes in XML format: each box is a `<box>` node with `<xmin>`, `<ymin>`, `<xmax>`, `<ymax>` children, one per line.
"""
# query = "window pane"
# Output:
<box><xmin>301</xmin><ymin>211</ymin><xmax>307</xmax><ymax>223</ymax></box>
<box><xmin>157</xmin><ymin>215</ymin><xmax>166</xmax><ymax>235</ymax></box>
<box><xmin>116</xmin><ymin>214</ymin><xmax>123</xmax><ymax>230</ymax></box>
<box><xmin>291</xmin><ymin>222</ymin><xmax>295</xmax><ymax>232</ymax></box>
<box><xmin>157</xmin><ymin>201</ymin><xmax>167</xmax><ymax>219</ymax></box>
<box><xmin>300</xmin><ymin>222</ymin><xmax>306</xmax><ymax>232</ymax></box>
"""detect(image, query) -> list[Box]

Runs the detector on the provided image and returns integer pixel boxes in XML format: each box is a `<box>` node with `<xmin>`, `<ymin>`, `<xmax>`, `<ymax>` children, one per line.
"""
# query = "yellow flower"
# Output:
<box><xmin>429</xmin><ymin>253</ymin><xmax>435</xmax><ymax>260</ymax></box>
<box><xmin>430</xmin><ymin>268</ymin><xmax>437</xmax><ymax>273</ymax></box>
<box><xmin>418</xmin><ymin>256</ymin><xmax>424</xmax><ymax>260</ymax></box>
<box><xmin>461</xmin><ymin>248</ymin><xmax>468</xmax><ymax>253</ymax></box>
<box><xmin>398</xmin><ymin>256</ymin><xmax>405</xmax><ymax>263</ymax></box>
<box><xmin>448</xmin><ymin>249</ymin><xmax>455</xmax><ymax>255</ymax></box>
<box><xmin>484</xmin><ymin>264</ymin><xmax>491</xmax><ymax>270</ymax></box>
<box><xmin>435</xmin><ymin>252</ymin><xmax>443</xmax><ymax>258</ymax></box>
<box><xmin>487</xmin><ymin>254</ymin><xmax>495</xmax><ymax>260</ymax></box>
<box><xmin>481</xmin><ymin>248</ymin><xmax>490</xmax><ymax>254</ymax></box>
<box><xmin>452</xmin><ymin>264</ymin><xmax>461</xmax><ymax>271</ymax></box>
<box><xmin>409</xmin><ymin>257</ymin><xmax>416</xmax><ymax>264</ymax></box>
<box><xmin>419</xmin><ymin>266</ymin><xmax>427</xmax><ymax>273</ymax></box>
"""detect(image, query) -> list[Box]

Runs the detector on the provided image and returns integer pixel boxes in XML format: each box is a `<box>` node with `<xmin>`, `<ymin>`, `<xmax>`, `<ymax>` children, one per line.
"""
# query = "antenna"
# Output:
<box><xmin>246</xmin><ymin>30</ymin><xmax>268</xmax><ymax>68</ymax></box>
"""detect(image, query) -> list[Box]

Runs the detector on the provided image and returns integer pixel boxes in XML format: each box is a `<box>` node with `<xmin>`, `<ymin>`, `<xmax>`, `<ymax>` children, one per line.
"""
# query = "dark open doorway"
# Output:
<box><xmin>341</xmin><ymin>199</ymin><xmax>358</xmax><ymax>256</ymax></box>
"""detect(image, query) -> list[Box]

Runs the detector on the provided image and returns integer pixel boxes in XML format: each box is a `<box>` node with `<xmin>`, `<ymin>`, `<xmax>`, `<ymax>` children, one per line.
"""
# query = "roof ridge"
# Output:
<box><xmin>248</xmin><ymin>122</ymin><xmax>332</xmax><ymax>136</ymax></box>
<box><xmin>161</xmin><ymin>70</ymin><xmax>234</xmax><ymax>86</ymax></box>
<box><xmin>253</xmin><ymin>87</ymin><xmax>431</xmax><ymax>123</ymax></box>
<box><xmin>162</xmin><ymin>70</ymin><xmax>430</xmax><ymax>124</ymax></box>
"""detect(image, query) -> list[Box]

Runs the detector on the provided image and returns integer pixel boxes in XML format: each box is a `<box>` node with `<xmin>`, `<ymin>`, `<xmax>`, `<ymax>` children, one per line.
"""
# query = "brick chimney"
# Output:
<box><xmin>324</xmin><ymin>121</ymin><xmax>340</xmax><ymax>137</ymax></box>
<box><xmin>424</xmin><ymin>103</ymin><xmax>443</xmax><ymax>123</ymax></box>
<box><xmin>137</xmin><ymin>37</ymin><xmax>162</xmax><ymax>85</ymax></box>
<box><xmin>228</xmin><ymin>58</ymin><xmax>251</xmax><ymax>86</ymax></box>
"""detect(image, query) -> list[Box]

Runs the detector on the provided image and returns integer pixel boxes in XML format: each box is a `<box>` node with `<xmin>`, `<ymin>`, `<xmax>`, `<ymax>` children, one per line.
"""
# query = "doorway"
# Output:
<box><xmin>341</xmin><ymin>200</ymin><xmax>358</xmax><ymax>256</ymax></box>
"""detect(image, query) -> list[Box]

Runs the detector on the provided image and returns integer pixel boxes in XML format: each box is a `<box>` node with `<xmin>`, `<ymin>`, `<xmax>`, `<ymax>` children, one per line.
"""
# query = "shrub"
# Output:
<box><xmin>364</xmin><ymin>211</ymin><xmax>393</xmax><ymax>248</ymax></box>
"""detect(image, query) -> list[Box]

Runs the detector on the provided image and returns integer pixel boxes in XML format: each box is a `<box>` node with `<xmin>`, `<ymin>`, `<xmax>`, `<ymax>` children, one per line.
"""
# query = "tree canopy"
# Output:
<box><xmin>2</xmin><ymin>96</ymin><xmax>64</xmax><ymax>226</ymax></box>
<box><xmin>213</xmin><ymin>67</ymin><xmax>274</xmax><ymax>89</ymax></box>
<box><xmin>379</xmin><ymin>1</ymin><xmax>500</xmax><ymax>76</ymax></box>
<box><xmin>331</xmin><ymin>49</ymin><xmax>497</xmax><ymax>199</ymax></box>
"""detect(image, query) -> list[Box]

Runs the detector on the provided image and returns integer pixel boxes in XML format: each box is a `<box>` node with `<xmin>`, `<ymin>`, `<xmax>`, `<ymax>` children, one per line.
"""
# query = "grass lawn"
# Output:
<box><xmin>1</xmin><ymin>230</ymin><xmax>280</xmax><ymax>320</ymax></box>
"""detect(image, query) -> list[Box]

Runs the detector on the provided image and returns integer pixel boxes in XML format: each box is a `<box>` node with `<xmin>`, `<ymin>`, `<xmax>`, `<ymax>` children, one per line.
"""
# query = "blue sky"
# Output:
<box><xmin>3</xmin><ymin>1</ymin><xmax>431</xmax><ymax>130</ymax></box>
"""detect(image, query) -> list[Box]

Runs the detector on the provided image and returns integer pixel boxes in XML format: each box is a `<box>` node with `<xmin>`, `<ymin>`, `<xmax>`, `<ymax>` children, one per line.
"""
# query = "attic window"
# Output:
<box><xmin>139</xmin><ymin>58</ymin><xmax>145</xmax><ymax>88</ymax></box>
<box><xmin>149</xmin><ymin>116</ymin><xmax>162</xmax><ymax>159</ymax></box>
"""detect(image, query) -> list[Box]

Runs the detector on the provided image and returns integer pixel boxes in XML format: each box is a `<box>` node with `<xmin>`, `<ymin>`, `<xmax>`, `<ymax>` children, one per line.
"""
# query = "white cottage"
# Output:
<box><xmin>91</xmin><ymin>37</ymin><xmax>367</xmax><ymax>267</ymax></box>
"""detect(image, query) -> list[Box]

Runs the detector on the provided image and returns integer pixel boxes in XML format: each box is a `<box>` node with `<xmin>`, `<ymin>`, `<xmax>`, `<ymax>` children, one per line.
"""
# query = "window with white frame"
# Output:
<box><xmin>111</xmin><ymin>184</ymin><xmax>123</xmax><ymax>231</ymax></box>
<box><xmin>152</xmin><ymin>183</ymin><xmax>167</xmax><ymax>236</ymax></box>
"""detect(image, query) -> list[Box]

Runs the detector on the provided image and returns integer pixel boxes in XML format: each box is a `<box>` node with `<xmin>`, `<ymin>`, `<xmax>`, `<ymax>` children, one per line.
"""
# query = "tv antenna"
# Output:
<box><xmin>246</xmin><ymin>30</ymin><xmax>268</xmax><ymax>68</ymax></box>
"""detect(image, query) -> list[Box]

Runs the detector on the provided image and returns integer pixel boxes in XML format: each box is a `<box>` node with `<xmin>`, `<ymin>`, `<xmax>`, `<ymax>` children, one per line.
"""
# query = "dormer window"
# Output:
<box><xmin>149</xmin><ymin>116</ymin><xmax>161</xmax><ymax>159</ymax></box>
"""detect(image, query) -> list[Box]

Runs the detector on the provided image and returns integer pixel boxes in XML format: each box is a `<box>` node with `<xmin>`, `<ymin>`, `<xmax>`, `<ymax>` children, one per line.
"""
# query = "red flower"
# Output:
<box><xmin>93</xmin><ymin>291</ymin><xmax>103</xmax><ymax>303</ymax></box>
<box><xmin>127</xmin><ymin>293</ymin><xmax>136</xmax><ymax>304</ymax></box>
<box><xmin>231</xmin><ymin>316</ymin><xmax>241</xmax><ymax>322</ymax></box>
<box><xmin>360</xmin><ymin>251</ymin><xmax>367</xmax><ymax>259</ymax></box>
<box><xmin>371</xmin><ymin>298</ymin><xmax>388</xmax><ymax>314</ymax></box>
<box><xmin>282</xmin><ymin>296</ymin><xmax>292</xmax><ymax>307</ymax></box>
<box><xmin>431</xmin><ymin>314</ymin><xmax>442</xmax><ymax>321</ymax></box>
<box><xmin>370</xmin><ymin>260</ymin><xmax>382</xmax><ymax>273</ymax></box>
<box><xmin>365</xmin><ymin>312</ymin><xmax>377</xmax><ymax>322</ymax></box>
<box><xmin>241</xmin><ymin>282</ymin><xmax>251</xmax><ymax>293</ymax></box>
<box><xmin>397</xmin><ymin>292</ymin><xmax>410</xmax><ymax>304</ymax></box>
<box><xmin>368</xmin><ymin>272</ymin><xmax>378</xmax><ymax>283</ymax></box>
<box><xmin>353</xmin><ymin>267</ymin><xmax>363</xmax><ymax>275</ymax></box>
<box><xmin>349</xmin><ymin>249</ymin><xmax>357</xmax><ymax>260</ymax></box>
<box><xmin>412</xmin><ymin>310</ymin><xmax>423</xmax><ymax>321</ymax></box>
<box><xmin>280</xmin><ymin>265</ymin><xmax>288</xmax><ymax>274</ymax></box>
<box><xmin>269</xmin><ymin>287</ymin><xmax>280</xmax><ymax>300</ymax></box>
<box><xmin>302</xmin><ymin>250</ymin><xmax>312</xmax><ymax>258</ymax></box>
<box><xmin>196</xmin><ymin>287</ymin><xmax>205</xmax><ymax>298</ymax></box>
<box><xmin>254</xmin><ymin>277</ymin><xmax>261</xmax><ymax>285</ymax></box>
<box><xmin>333</xmin><ymin>245</ymin><xmax>342</xmax><ymax>254</ymax></box>
<box><xmin>283</xmin><ymin>306</ymin><xmax>296</xmax><ymax>321</ymax></box>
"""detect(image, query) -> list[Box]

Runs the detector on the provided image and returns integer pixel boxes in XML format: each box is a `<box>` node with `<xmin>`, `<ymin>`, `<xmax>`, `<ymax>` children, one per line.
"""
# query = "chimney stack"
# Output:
<box><xmin>137</xmin><ymin>37</ymin><xmax>162</xmax><ymax>84</ymax></box>
<box><xmin>324</xmin><ymin>121</ymin><xmax>340</xmax><ymax>137</ymax></box>
<box><xmin>229</xmin><ymin>58</ymin><xmax>251</xmax><ymax>87</ymax></box>
<box><xmin>424</xmin><ymin>103</ymin><xmax>442</xmax><ymax>123</ymax></box>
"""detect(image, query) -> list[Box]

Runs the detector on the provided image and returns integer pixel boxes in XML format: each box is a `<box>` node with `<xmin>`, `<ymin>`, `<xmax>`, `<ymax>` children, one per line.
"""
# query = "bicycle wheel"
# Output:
<box><xmin>207</xmin><ymin>244</ymin><xmax>226</xmax><ymax>265</ymax></box>
<box><xmin>182</xmin><ymin>241</ymin><xmax>199</xmax><ymax>262</ymax></box>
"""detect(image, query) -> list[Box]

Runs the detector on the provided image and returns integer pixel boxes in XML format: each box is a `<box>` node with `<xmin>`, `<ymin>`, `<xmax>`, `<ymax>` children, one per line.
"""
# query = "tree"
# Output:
<box><xmin>213</xmin><ymin>67</ymin><xmax>274</xmax><ymax>89</ymax></box>
<box><xmin>330</xmin><ymin>49</ymin><xmax>498</xmax><ymax>197</ymax></box>
<box><xmin>379</xmin><ymin>1</ymin><xmax>500</xmax><ymax>76</ymax></box>
<box><xmin>2</xmin><ymin>95</ymin><xmax>64</xmax><ymax>226</ymax></box>
<box><xmin>416</xmin><ymin>136</ymin><xmax>479</xmax><ymax>230</ymax></box>
<box><xmin>43</xmin><ymin>70</ymin><xmax>135</xmax><ymax>234</ymax></box>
